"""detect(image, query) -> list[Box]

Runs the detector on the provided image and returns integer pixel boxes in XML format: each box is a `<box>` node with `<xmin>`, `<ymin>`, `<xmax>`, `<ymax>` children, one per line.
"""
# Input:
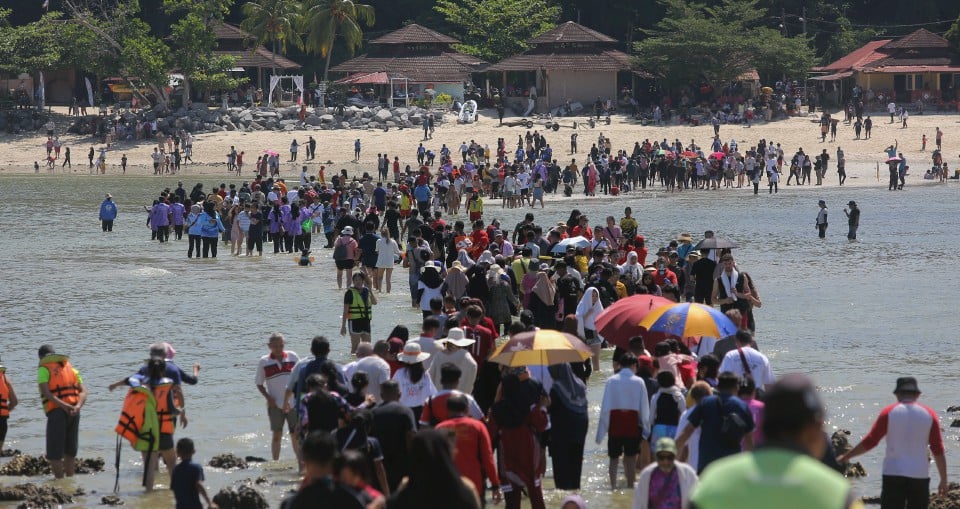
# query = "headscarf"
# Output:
<box><xmin>444</xmin><ymin>264</ymin><xmax>469</xmax><ymax>300</ymax></box>
<box><xmin>531</xmin><ymin>271</ymin><xmax>556</xmax><ymax>305</ymax></box>
<box><xmin>560</xmin><ymin>495</ymin><xmax>587</xmax><ymax>509</ymax></box>
<box><xmin>421</xmin><ymin>266</ymin><xmax>442</xmax><ymax>289</ymax></box>
<box><xmin>456</xmin><ymin>249</ymin><xmax>475</xmax><ymax>269</ymax></box>
<box><xmin>477</xmin><ymin>250</ymin><xmax>496</xmax><ymax>265</ymax></box>
<box><xmin>620</xmin><ymin>251</ymin><xmax>642</xmax><ymax>281</ymax></box>
<box><xmin>486</xmin><ymin>264</ymin><xmax>504</xmax><ymax>288</ymax></box>
<box><xmin>547</xmin><ymin>363</ymin><xmax>587</xmax><ymax>415</ymax></box>
<box><xmin>575</xmin><ymin>287</ymin><xmax>603</xmax><ymax>335</ymax></box>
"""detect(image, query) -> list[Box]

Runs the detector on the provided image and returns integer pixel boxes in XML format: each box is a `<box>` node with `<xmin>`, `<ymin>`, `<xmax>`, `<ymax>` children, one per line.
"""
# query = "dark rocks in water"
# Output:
<box><xmin>212</xmin><ymin>484</ymin><xmax>269</xmax><ymax>509</ymax></box>
<box><xmin>0</xmin><ymin>483</ymin><xmax>74</xmax><ymax>508</ymax></box>
<box><xmin>951</xmin><ymin>419</ymin><xmax>960</xmax><ymax>428</ymax></box>
<box><xmin>101</xmin><ymin>494</ymin><xmax>124</xmax><ymax>505</ymax></box>
<box><xmin>831</xmin><ymin>430</ymin><xmax>867</xmax><ymax>478</ymax></box>
<box><xmin>946</xmin><ymin>405</ymin><xmax>960</xmax><ymax>413</ymax></box>
<box><xmin>244</xmin><ymin>456</ymin><xmax>267</xmax><ymax>463</ymax></box>
<box><xmin>209</xmin><ymin>453</ymin><xmax>248</xmax><ymax>470</ymax></box>
<box><xmin>930</xmin><ymin>482</ymin><xmax>960</xmax><ymax>509</ymax></box>
<box><xmin>0</xmin><ymin>449</ymin><xmax>21</xmax><ymax>457</ymax></box>
<box><xmin>0</xmin><ymin>454</ymin><xmax>105</xmax><ymax>476</ymax></box>
<box><xmin>862</xmin><ymin>495</ymin><xmax>881</xmax><ymax>505</ymax></box>
<box><xmin>239</xmin><ymin>477</ymin><xmax>271</xmax><ymax>486</ymax></box>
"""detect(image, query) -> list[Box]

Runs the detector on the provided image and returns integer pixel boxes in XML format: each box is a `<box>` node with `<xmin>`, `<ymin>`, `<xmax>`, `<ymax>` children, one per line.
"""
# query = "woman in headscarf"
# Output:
<box><xmin>620</xmin><ymin>250</ymin><xmax>643</xmax><ymax>293</ymax></box>
<box><xmin>485</xmin><ymin>264</ymin><xmax>518</xmax><ymax>337</ymax></box>
<box><xmin>587</xmin><ymin>162</ymin><xmax>598</xmax><ymax>196</ymax></box>
<box><xmin>575</xmin><ymin>287</ymin><xmax>604</xmax><ymax>371</ymax></box>
<box><xmin>489</xmin><ymin>367</ymin><xmax>549</xmax><ymax>509</ymax></box>
<box><xmin>388</xmin><ymin>429</ymin><xmax>481</xmax><ymax>509</ymax></box>
<box><xmin>476</xmin><ymin>250</ymin><xmax>496</xmax><ymax>266</ymax></box>
<box><xmin>547</xmin><ymin>362</ymin><xmax>589</xmax><ymax>490</ymax></box>
<box><xmin>465</xmin><ymin>261</ymin><xmax>491</xmax><ymax>304</ymax></box>
<box><xmin>443</xmin><ymin>261</ymin><xmax>469</xmax><ymax>302</ymax></box>
<box><xmin>528</xmin><ymin>270</ymin><xmax>557</xmax><ymax>329</ymax></box>
<box><xmin>417</xmin><ymin>265</ymin><xmax>445</xmax><ymax>318</ymax></box>
<box><xmin>560</xmin><ymin>495</ymin><xmax>588</xmax><ymax>509</ymax></box>
<box><xmin>456</xmin><ymin>248</ymin><xmax>475</xmax><ymax>269</ymax></box>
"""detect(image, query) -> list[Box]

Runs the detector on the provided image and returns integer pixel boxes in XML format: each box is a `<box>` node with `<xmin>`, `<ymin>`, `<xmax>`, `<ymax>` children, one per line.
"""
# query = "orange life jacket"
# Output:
<box><xmin>0</xmin><ymin>371</ymin><xmax>9</xmax><ymax>418</ymax></box>
<box><xmin>152</xmin><ymin>379</ymin><xmax>178</xmax><ymax>435</ymax></box>
<box><xmin>115</xmin><ymin>385</ymin><xmax>159</xmax><ymax>452</ymax></box>
<box><xmin>40</xmin><ymin>356</ymin><xmax>79</xmax><ymax>414</ymax></box>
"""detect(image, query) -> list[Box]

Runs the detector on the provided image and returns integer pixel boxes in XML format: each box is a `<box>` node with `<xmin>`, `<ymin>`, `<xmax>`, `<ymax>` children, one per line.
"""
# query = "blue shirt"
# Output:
<box><xmin>686</xmin><ymin>393</ymin><xmax>755</xmax><ymax>473</ymax></box>
<box><xmin>171</xmin><ymin>460</ymin><xmax>204</xmax><ymax>509</ymax></box>
<box><xmin>99</xmin><ymin>200</ymin><xmax>117</xmax><ymax>221</ymax></box>
<box><xmin>137</xmin><ymin>361</ymin><xmax>184</xmax><ymax>385</ymax></box>
<box><xmin>413</xmin><ymin>185</ymin><xmax>431</xmax><ymax>202</ymax></box>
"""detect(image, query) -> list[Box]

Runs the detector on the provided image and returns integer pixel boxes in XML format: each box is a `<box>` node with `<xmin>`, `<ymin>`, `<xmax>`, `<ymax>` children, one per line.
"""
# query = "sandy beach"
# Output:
<box><xmin>2</xmin><ymin>107</ymin><xmax>959</xmax><ymax>190</ymax></box>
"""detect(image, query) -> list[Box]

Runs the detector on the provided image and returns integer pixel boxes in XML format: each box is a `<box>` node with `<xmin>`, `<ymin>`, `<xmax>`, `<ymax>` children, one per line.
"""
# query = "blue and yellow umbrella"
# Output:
<box><xmin>637</xmin><ymin>302</ymin><xmax>738</xmax><ymax>339</ymax></box>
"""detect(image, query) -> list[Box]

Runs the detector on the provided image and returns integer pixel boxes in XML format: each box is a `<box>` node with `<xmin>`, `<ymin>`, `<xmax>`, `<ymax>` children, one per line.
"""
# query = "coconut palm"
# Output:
<box><xmin>301</xmin><ymin>0</ymin><xmax>375</xmax><ymax>82</ymax></box>
<box><xmin>240</xmin><ymin>0</ymin><xmax>303</xmax><ymax>79</ymax></box>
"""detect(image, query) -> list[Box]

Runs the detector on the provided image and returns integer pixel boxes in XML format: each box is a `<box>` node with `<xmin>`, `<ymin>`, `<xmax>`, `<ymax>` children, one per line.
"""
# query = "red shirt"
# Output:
<box><xmin>653</xmin><ymin>268</ymin><xmax>678</xmax><ymax>286</ymax></box>
<box><xmin>461</xmin><ymin>323</ymin><xmax>496</xmax><ymax>365</ymax></box>
<box><xmin>437</xmin><ymin>417</ymin><xmax>499</xmax><ymax>495</ymax></box>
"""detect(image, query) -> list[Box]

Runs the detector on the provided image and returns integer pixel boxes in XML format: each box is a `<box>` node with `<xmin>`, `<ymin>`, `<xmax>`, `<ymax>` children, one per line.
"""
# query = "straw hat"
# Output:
<box><xmin>677</xmin><ymin>233</ymin><xmax>693</xmax><ymax>242</ymax></box>
<box><xmin>398</xmin><ymin>342</ymin><xmax>430</xmax><ymax>364</ymax></box>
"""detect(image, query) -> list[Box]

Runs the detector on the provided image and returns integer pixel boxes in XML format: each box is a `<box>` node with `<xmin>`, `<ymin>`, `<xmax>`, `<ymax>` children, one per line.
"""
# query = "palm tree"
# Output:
<box><xmin>240</xmin><ymin>0</ymin><xmax>303</xmax><ymax>80</ymax></box>
<box><xmin>301</xmin><ymin>0</ymin><xmax>375</xmax><ymax>82</ymax></box>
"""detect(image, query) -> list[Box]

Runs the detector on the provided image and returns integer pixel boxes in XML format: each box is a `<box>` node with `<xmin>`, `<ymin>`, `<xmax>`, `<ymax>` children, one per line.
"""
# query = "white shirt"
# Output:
<box><xmin>428</xmin><ymin>349</ymin><xmax>477</xmax><ymax>393</ymax></box>
<box><xmin>409</xmin><ymin>336</ymin><xmax>441</xmax><ymax>368</ymax></box>
<box><xmin>676</xmin><ymin>405</ymin><xmax>701</xmax><ymax>469</ymax></box>
<box><xmin>353</xmin><ymin>355</ymin><xmax>391</xmax><ymax>402</ymax></box>
<box><xmin>375</xmin><ymin>237</ymin><xmax>401</xmax><ymax>268</ymax></box>
<box><xmin>597</xmin><ymin>368</ymin><xmax>651</xmax><ymax>443</ymax></box>
<box><xmin>255</xmin><ymin>351</ymin><xmax>301</xmax><ymax>406</ymax></box>
<box><xmin>719</xmin><ymin>347</ymin><xmax>775</xmax><ymax>387</ymax></box>
<box><xmin>393</xmin><ymin>367</ymin><xmax>438</xmax><ymax>408</ymax></box>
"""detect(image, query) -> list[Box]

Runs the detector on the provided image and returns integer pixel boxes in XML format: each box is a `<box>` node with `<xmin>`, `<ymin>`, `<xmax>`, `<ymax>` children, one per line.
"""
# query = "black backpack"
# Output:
<box><xmin>716</xmin><ymin>397</ymin><xmax>748</xmax><ymax>448</ymax></box>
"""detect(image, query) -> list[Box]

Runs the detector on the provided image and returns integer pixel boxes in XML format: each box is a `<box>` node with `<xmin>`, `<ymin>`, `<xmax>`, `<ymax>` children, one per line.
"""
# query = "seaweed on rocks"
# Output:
<box><xmin>101</xmin><ymin>494</ymin><xmax>125</xmax><ymax>505</ymax></box>
<box><xmin>244</xmin><ymin>456</ymin><xmax>267</xmax><ymax>463</ymax></box>
<box><xmin>831</xmin><ymin>429</ymin><xmax>867</xmax><ymax>478</ymax></box>
<box><xmin>212</xmin><ymin>484</ymin><xmax>269</xmax><ymax>509</ymax></box>
<box><xmin>0</xmin><ymin>454</ymin><xmax>105</xmax><ymax>476</ymax></box>
<box><xmin>0</xmin><ymin>484</ymin><xmax>74</xmax><ymax>509</ymax></box>
<box><xmin>209</xmin><ymin>453</ymin><xmax>248</xmax><ymax>470</ymax></box>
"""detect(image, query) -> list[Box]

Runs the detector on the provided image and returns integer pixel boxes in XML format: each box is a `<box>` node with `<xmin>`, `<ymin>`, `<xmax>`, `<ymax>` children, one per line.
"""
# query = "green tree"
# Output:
<box><xmin>302</xmin><ymin>0</ymin><xmax>375</xmax><ymax>82</ymax></box>
<box><xmin>634</xmin><ymin>0</ymin><xmax>815</xmax><ymax>89</ymax></box>
<box><xmin>164</xmin><ymin>0</ymin><xmax>244</xmax><ymax>105</ymax></box>
<box><xmin>242</xmin><ymin>0</ymin><xmax>303</xmax><ymax>80</ymax></box>
<box><xmin>435</xmin><ymin>0</ymin><xmax>561</xmax><ymax>62</ymax></box>
<box><xmin>946</xmin><ymin>14</ymin><xmax>960</xmax><ymax>52</ymax></box>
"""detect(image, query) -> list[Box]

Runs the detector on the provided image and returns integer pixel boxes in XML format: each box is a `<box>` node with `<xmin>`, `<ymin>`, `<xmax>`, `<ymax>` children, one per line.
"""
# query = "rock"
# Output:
<box><xmin>410</xmin><ymin>114</ymin><xmax>422</xmax><ymax>125</ymax></box>
<box><xmin>209</xmin><ymin>453</ymin><xmax>248</xmax><ymax>470</ymax></box>
<box><xmin>831</xmin><ymin>430</ymin><xmax>866</xmax><ymax>478</ymax></box>
<box><xmin>101</xmin><ymin>494</ymin><xmax>124</xmax><ymax>505</ymax></box>
<box><xmin>212</xmin><ymin>484</ymin><xmax>268</xmax><ymax>509</ymax></box>
<box><xmin>244</xmin><ymin>456</ymin><xmax>268</xmax><ymax>463</ymax></box>
<box><xmin>393</xmin><ymin>107</ymin><xmax>409</xmax><ymax>116</ymax></box>
<box><xmin>386</xmin><ymin>121</ymin><xmax>397</xmax><ymax>127</ymax></box>
<box><xmin>224</xmin><ymin>120</ymin><xmax>237</xmax><ymax>131</ymax></box>
<box><xmin>249</xmin><ymin>122</ymin><xmax>264</xmax><ymax>131</ymax></box>
<box><xmin>239</xmin><ymin>111</ymin><xmax>253</xmax><ymax>123</ymax></box>
<box><xmin>400</xmin><ymin>114</ymin><xmax>409</xmax><ymax>122</ymax></box>
<box><xmin>0</xmin><ymin>483</ymin><xmax>74</xmax><ymax>507</ymax></box>
<box><xmin>862</xmin><ymin>496</ymin><xmax>881</xmax><ymax>505</ymax></box>
<box><xmin>375</xmin><ymin>109</ymin><xmax>393</xmax><ymax>121</ymax></box>
<box><xmin>320</xmin><ymin>114</ymin><xmax>335</xmax><ymax>123</ymax></box>
<box><xmin>948</xmin><ymin>405</ymin><xmax>960</xmax><ymax>413</ymax></box>
<box><xmin>0</xmin><ymin>454</ymin><xmax>102</xmax><ymax>476</ymax></box>
<box><xmin>279</xmin><ymin>119</ymin><xmax>298</xmax><ymax>127</ymax></box>
<box><xmin>952</xmin><ymin>419</ymin><xmax>960</xmax><ymax>428</ymax></box>
<box><xmin>305</xmin><ymin>116</ymin><xmax>322</xmax><ymax>126</ymax></box>
<box><xmin>283</xmin><ymin>124</ymin><xmax>295</xmax><ymax>131</ymax></box>
<box><xmin>0</xmin><ymin>449</ymin><xmax>21</xmax><ymax>457</ymax></box>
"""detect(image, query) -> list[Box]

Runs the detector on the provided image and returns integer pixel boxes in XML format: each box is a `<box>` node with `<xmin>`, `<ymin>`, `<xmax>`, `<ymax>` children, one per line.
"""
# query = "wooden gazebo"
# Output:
<box><xmin>211</xmin><ymin>22</ymin><xmax>302</xmax><ymax>92</ymax></box>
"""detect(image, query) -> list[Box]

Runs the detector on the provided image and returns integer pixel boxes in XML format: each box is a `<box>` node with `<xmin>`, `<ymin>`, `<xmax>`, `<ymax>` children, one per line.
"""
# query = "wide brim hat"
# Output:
<box><xmin>439</xmin><ymin>327</ymin><xmax>475</xmax><ymax>347</ymax></box>
<box><xmin>677</xmin><ymin>233</ymin><xmax>693</xmax><ymax>242</ymax></box>
<box><xmin>399</xmin><ymin>343</ymin><xmax>430</xmax><ymax>364</ymax></box>
<box><xmin>341</xmin><ymin>226</ymin><xmax>354</xmax><ymax>235</ymax></box>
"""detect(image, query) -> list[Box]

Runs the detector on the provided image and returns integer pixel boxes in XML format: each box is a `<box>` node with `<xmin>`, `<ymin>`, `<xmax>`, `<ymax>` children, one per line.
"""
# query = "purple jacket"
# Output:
<box><xmin>169</xmin><ymin>203</ymin><xmax>185</xmax><ymax>225</ymax></box>
<box><xmin>282</xmin><ymin>206</ymin><xmax>299</xmax><ymax>235</ymax></box>
<box><xmin>268</xmin><ymin>208</ymin><xmax>283</xmax><ymax>234</ymax></box>
<box><xmin>151</xmin><ymin>203</ymin><xmax>170</xmax><ymax>227</ymax></box>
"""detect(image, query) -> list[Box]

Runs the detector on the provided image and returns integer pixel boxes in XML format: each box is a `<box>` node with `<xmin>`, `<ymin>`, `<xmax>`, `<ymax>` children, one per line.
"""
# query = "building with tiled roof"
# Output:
<box><xmin>485</xmin><ymin>21</ymin><xmax>638</xmax><ymax>112</ymax></box>
<box><xmin>813</xmin><ymin>29</ymin><xmax>960</xmax><ymax>105</ymax></box>
<box><xmin>329</xmin><ymin>24</ymin><xmax>487</xmax><ymax>101</ymax></box>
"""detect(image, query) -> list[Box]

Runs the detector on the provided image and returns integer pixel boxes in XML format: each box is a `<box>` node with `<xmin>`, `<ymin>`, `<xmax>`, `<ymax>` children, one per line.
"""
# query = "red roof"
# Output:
<box><xmin>815</xmin><ymin>39</ymin><xmax>891</xmax><ymax>72</ymax></box>
<box><xmin>334</xmin><ymin>72</ymin><xmax>399</xmax><ymax>85</ymax></box>
<box><xmin>863</xmin><ymin>65</ymin><xmax>960</xmax><ymax>74</ymax></box>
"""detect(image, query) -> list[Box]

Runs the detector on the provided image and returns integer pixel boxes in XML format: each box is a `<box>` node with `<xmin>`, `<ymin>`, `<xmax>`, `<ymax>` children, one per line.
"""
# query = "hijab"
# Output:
<box><xmin>444</xmin><ymin>264</ymin><xmax>469</xmax><ymax>299</ymax></box>
<box><xmin>486</xmin><ymin>264</ymin><xmax>505</xmax><ymax>288</ymax></box>
<box><xmin>547</xmin><ymin>363</ymin><xmax>587</xmax><ymax>414</ymax></box>
<box><xmin>477</xmin><ymin>250</ymin><xmax>496</xmax><ymax>265</ymax></box>
<box><xmin>531</xmin><ymin>271</ymin><xmax>556</xmax><ymax>305</ymax></box>
<box><xmin>456</xmin><ymin>249</ymin><xmax>475</xmax><ymax>269</ymax></box>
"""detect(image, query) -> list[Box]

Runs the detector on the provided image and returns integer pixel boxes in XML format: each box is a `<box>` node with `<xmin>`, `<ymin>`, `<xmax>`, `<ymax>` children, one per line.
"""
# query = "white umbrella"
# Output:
<box><xmin>550</xmin><ymin>235</ymin><xmax>591</xmax><ymax>253</ymax></box>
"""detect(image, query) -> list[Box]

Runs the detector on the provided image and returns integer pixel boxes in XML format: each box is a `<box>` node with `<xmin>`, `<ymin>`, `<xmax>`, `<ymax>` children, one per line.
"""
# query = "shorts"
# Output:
<box><xmin>159</xmin><ymin>432</ymin><xmax>174</xmax><ymax>451</ymax></box>
<box><xmin>268</xmin><ymin>406</ymin><xmax>297</xmax><ymax>433</ymax></box>
<box><xmin>0</xmin><ymin>416</ymin><xmax>7</xmax><ymax>443</ymax></box>
<box><xmin>520</xmin><ymin>188</ymin><xmax>529</xmax><ymax>196</ymax></box>
<box><xmin>607</xmin><ymin>435</ymin><xmax>641</xmax><ymax>458</ymax></box>
<box><xmin>335</xmin><ymin>259</ymin><xmax>356</xmax><ymax>270</ymax></box>
<box><xmin>584</xmin><ymin>329</ymin><xmax>601</xmax><ymax>346</ymax></box>
<box><xmin>45</xmin><ymin>408</ymin><xmax>80</xmax><ymax>460</ymax></box>
<box><xmin>349</xmin><ymin>319</ymin><xmax>371</xmax><ymax>334</ymax></box>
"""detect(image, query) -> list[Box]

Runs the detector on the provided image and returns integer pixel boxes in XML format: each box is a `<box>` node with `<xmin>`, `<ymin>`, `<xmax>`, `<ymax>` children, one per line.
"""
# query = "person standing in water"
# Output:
<box><xmin>99</xmin><ymin>194</ymin><xmax>118</xmax><ymax>232</ymax></box>
<box><xmin>816</xmin><ymin>200</ymin><xmax>828</xmax><ymax>239</ymax></box>
<box><xmin>844</xmin><ymin>201</ymin><xmax>860</xmax><ymax>240</ymax></box>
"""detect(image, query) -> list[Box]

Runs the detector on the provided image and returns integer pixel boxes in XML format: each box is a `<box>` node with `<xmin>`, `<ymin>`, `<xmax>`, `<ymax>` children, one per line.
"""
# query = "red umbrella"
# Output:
<box><xmin>639</xmin><ymin>330</ymin><xmax>702</xmax><ymax>354</ymax></box>
<box><xmin>710</xmin><ymin>151</ymin><xmax>725</xmax><ymax>159</ymax></box>
<box><xmin>681</xmin><ymin>150</ymin><xmax>699</xmax><ymax>159</ymax></box>
<box><xmin>595</xmin><ymin>294</ymin><xmax>673</xmax><ymax>349</ymax></box>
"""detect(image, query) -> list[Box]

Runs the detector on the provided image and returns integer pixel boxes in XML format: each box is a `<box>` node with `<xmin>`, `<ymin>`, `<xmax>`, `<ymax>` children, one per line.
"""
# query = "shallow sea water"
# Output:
<box><xmin>1</xmin><ymin>174</ymin><xmax>958</xmax><ymax>507</ymax></box>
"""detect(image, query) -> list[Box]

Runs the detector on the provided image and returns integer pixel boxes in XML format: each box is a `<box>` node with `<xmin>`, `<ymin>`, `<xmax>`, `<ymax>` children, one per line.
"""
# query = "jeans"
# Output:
<box><xmin>881</xmin><ymin>475</ymin><xmax>928</xmax><ymax>509</ymax></box>
<box><xmin>408</xmin><ymin>271</ymin><xmax>420</xmax><ymax>306</ymax></box>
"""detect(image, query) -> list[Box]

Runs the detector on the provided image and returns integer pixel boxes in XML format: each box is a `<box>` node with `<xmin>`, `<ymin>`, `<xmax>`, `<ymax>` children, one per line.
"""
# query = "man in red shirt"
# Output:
<box><xmin>839</xmin><ymin>377</ymin><xmax>947</xmax><ymax>508</ymax></box>
<box><xmin>460</xmin><ymin>306</ymin><xmax>498</xmax><ymax>413</ymax></box>
<box><xmin>436</xmin><ymin>394</ymin><xmax>501</xmax><ymax>504</ymax></box>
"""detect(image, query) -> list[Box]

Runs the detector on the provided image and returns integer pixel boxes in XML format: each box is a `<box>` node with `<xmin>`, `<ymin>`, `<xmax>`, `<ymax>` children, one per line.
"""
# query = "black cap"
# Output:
<box><xmin>894</xmin><ymin>376</ymin><xmax>920</xmax><ymax>394</ymax></box>
<box><xmin>38</xmin><ymin>344</ymin><xmax>55</xmax><ymax>358</ymax></box>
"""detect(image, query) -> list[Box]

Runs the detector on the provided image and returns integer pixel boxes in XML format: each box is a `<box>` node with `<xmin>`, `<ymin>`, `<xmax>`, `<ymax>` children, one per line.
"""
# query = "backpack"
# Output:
<box><xmin>333</xmin><ymin>238</ymin><xmax>350</xmax><ymax>260</ymax></box>
<box><xmin>716</xmin><ymin>397</ymin><xmax>748</xmax><ymax>448</ymax></box>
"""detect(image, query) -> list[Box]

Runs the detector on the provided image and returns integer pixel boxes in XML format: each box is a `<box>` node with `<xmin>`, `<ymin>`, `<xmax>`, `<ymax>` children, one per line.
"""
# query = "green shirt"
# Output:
<box><xmin>691</xmin><ymin>448</ymin><xmax>860</xmax><ymax>509</ymax></box>
<box><xmin>37</xmin><ymin>367</ymin><xmax>82</xmax><ymax>385</ymax></box>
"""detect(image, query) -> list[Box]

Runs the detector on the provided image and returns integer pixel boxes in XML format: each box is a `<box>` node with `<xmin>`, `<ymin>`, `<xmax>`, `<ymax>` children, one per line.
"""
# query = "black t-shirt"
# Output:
<box><xmin>358</xmin><ymin>233</ymin><xmax>380</xmax><ymax>265</ymax></box>
<box><xmin>281</xmin><ymin>477</ymin><xmax>366</xmax><ymax>509</ymax></box>
<box><xmin>371</xmin><ymin>402</ymin><xmax>416</xmax><ymax>488</ymax></box>
<box><xmin>385</xmin><ymin>209</ymin><xmax>401</xmax><ymax>232</ymax></box>
<box><xmin>691</xmin><ymin>258</ymin><xmax>718</xmax><ymax>297</ymax></box>
<box><xmin>556</xmin><ymin>275</ymin><xmax>582</xmax><ymax>314</ymax></box>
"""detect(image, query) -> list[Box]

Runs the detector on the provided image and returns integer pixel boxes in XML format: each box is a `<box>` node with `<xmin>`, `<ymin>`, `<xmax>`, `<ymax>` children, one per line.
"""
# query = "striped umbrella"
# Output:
<box><xmin>638</xmin><ymin>302</ymin><xmax>738</xmax><ymax>339</ymax></box>
<box><xmin>488</xmin><ymin>330</ymin><xmax>592</xmax><ymax>367</ymax></box>
<box><xmin>595</xmin><ymin>294</ymin><xmax>673</xmax><ymax>349</ymax></box>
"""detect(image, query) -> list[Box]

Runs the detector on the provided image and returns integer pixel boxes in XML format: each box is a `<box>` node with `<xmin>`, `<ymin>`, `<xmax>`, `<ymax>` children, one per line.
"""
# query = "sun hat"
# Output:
<box><xmin>341</xmin><ymin>226</ymin><xmax>354</xmax><ymax>235</ymax></box>
<box><xmin>893</xmin><ymin>376</ymin><xmax>920</xmax><ymax>394</ymax></box>
<box><xmin>439</xmin><ymin>328</ymin><xmax>476</xmax><ymax>347</ymax></box>
<box><xmin>848</xmin><ymin>200</ymin><xmax>857</xmax><ymax>207</ymax></box>
<box><xmin>655</xmin><ymin>437</ymin><xmax>677</xmax><ymax>456</ymax></box>
<box><xmin>687</xmin><ymin>251</ymin><xmax>701</xmax><ymax>259</ymax></box>
<box><xmin>677</xmin><ymin>233</ymin><xmax>693</xmax><ymax>242</ymax></box>
<box><xmin>399</xmin><ymin>342</ymin><xmax>430</xmax><ymax>364</ymax></box>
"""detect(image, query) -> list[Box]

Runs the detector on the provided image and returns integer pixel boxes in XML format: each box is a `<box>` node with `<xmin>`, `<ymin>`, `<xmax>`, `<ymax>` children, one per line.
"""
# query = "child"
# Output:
<box><xmin>171</xmin><ymin>438</ymin><xmax>217</xmax><ymax>509</ymax></box>
<box><xmin>299</xmin><ymin>249</ymin><xmax>313</xmax><ymax>266</ymax></box>
<box><xmin>467</xmin><ymin>192</ymin><xmax>483</xmax><ymax>223</ymax></box>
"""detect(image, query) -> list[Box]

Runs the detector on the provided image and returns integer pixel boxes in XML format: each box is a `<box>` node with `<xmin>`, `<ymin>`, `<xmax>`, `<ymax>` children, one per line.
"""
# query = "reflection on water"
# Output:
<box><xmin>0</xmin><ymin>175</ymin><xmax>958</xmax><ymax>507</ymax></box>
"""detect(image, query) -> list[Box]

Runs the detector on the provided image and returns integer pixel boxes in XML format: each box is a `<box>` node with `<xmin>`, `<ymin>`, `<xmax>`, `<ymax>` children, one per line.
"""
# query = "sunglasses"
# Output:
<box><xmin>656</xmin><ymin>454</ymin><xmax>675</xmax><ymax>462</ymax></box>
